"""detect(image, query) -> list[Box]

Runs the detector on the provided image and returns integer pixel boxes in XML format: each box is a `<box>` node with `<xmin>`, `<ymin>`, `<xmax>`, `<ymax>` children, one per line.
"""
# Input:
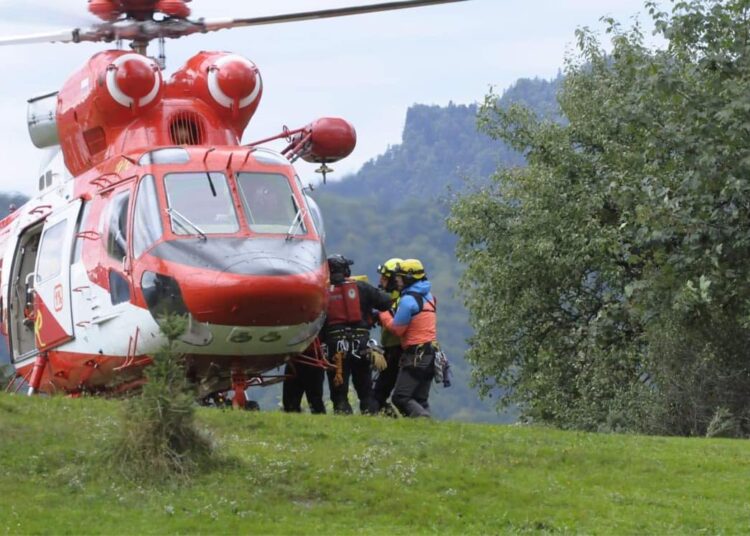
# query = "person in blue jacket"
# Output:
<box><xmin>379</xmin><ymin>258</ymin><xmax>438</xmax><ymax>418</ymax></box>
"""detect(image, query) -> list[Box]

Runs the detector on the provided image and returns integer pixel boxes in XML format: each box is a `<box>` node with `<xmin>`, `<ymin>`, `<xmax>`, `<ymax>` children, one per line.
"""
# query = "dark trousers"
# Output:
<box><xmin>327</xmin><ymin>354</ymin><xmax>372</xmax><ymax>414</ymax></box>
<box><xmin>324</xmin><ymin>330</ymin><xmax>372</xmax><ymax>414</ymax></box>
<box><xmin>392</xmin><ymin>351</ymin><xmax>435</xmax><ymax>418</ymax></box>
<box><xmin>282</xmin><ymin>362</ymin><xmax>326</xmax><ymax>414</ymax></box>
<box><xmin>368</xmin><ymin>345</ymin><xmax>403</xmax><ymax>414</ymax></box>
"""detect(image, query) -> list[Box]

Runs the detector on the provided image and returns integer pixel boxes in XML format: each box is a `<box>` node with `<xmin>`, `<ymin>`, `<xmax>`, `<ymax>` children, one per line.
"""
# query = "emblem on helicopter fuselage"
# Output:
<box><xmin>54</xmin><ymin>284</ymin><xmax>63</xmax><ymax>312</ymax></box>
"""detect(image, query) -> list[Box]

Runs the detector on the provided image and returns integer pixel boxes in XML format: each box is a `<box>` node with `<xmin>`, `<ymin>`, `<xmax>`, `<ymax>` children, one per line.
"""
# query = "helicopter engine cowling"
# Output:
<box><xmin>99</xmin><ymin>53</ymin><xmax>164</xmax><ymax>117</ymax></box>
<box><xmin>56</xmin><ymin>50</ymin><xmax>164</xmax><ymax>175</ymax></box>
<box><xmin>169</xmin><ymin>52</ymin><xmax>262</xmax><ymax>138</ymax></box>
<box><xmin>299</xmin><ymin>117</ymin><xmax>357</xmax><ymax>164</ymax></box>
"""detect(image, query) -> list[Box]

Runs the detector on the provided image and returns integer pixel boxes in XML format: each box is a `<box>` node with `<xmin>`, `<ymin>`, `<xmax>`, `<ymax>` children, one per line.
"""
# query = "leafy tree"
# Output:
<box><xmin>449</xmin><ymin>0</ymin><xmax>750</xmax><ymax>435</ymax></box>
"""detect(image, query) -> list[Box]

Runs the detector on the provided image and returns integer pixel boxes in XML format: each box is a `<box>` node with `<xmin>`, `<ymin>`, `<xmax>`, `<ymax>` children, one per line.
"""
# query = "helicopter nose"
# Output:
<box><xmin>179</xmin><ymin>257</ymin><xmax>328</xmax><ymax>327</ymax></box>
<box><xmin>148</xmin><ymin>237</ymin><xmax>328</xmax><ymax>327</ymax></box>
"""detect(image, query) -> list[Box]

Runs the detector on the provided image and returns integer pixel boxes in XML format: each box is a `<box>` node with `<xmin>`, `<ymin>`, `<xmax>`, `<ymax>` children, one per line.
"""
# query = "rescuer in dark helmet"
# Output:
<box><xmin>322</xmin><ymin>254</ymin><xmax>392</xmax><ymax>414</ymax></box>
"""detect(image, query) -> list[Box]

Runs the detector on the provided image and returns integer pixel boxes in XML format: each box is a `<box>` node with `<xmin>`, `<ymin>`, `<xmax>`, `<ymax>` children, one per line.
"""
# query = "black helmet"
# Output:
<box><xmin>327</xmin><ymin>254</ymin><xmax>354</xmax><ymax>279</ymax></box>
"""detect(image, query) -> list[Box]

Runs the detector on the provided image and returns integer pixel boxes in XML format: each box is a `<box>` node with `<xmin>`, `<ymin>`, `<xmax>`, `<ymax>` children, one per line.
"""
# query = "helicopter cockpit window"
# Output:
<box><xmin>296</xmin><ymin>174</ymin><xmax>325</xmax><ymax>241</ymax></box>
<box><xmin>106</xmin><ymin>190</ymin><xmax>130</xmax><ymax>261</ymax></box>
<box><xmin>36</xmin><ymin>219</ymin><xmax>66</xmax><ymax>283</ymax></box>
<box><xmin>138</xmin><ymin>148</ymin><xmax>190</xmax><ymax>166</ymax></box>
<box><xmin>133</xmin><ymin>175</ymin><xmax>163</xmax><ymax>258</ymax></box>
<box><xmin>236</xmin><ymin>172</ymin><xmax>306</xmax><ymax>235</ymax></box>
<box><xmin>164</xmin><ymin>172</ymin><xmax>239</xmax><ymax>235</ymax></box>
<box><xmin>305</xmin><ymin>193</ymin><xmax>325</xmax><ymax>242</ymax></box>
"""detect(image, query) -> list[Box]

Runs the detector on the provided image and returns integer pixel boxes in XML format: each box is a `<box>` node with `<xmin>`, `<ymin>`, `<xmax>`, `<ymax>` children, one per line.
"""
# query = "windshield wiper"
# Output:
<box><xmin>167</xmin><ymin>208</ymin><xmax>207</xmax><ymax>241</ymax></box>
<box><xmin>286</xmin><ymin>196</ymin><xmax>307</xmax><ymax>240</ymax></box>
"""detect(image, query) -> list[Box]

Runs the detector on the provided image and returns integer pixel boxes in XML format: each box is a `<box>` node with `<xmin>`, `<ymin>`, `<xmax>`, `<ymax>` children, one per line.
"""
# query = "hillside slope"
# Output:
<box><xmin>1</xmin><ymin>393</ymin><xmax>748</xmax><ymax>534</ymax></box>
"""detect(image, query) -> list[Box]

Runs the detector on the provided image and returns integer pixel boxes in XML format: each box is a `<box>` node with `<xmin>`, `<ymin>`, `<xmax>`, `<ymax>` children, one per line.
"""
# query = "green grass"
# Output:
<box><xmin>1</xmin><ymin>393</ymin><xmax>749</xmax><ymax>534</ymax></box>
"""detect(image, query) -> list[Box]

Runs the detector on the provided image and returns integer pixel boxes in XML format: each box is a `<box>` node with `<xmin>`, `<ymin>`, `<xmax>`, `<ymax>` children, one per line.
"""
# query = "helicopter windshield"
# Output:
<box><xmin>236</xmin><ymin>172</ymin><xmax>306</xmax><ymax>235</ymax></box>
<box><xmin>164</xmin><ymin>172</ymin><xmax>239</xmax><ymax>235</ymax></box>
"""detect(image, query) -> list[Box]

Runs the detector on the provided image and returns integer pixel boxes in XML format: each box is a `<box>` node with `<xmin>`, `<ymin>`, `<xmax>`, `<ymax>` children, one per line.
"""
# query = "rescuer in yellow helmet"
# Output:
<box><xmin>378</xmin><ymin>258</ymin><xmax>439</xmax><ymax>418</ymax></box>
<box><xmin>367</xmin><ymin>257</ymin><xmax>404</xmax><ymax>415</ymax></box>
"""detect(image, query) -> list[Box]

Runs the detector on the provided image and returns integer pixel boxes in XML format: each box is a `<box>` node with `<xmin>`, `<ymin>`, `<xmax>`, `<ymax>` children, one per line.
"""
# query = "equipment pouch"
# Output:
<box><xmin>434</xmin><ymin>347</ymin><xmax>451</xmax><ymax>387</ymax></box>
<box><xmin>367</xmin><ymin>339</ymin><xmax>388</xmax><ymax>372</ymax></box>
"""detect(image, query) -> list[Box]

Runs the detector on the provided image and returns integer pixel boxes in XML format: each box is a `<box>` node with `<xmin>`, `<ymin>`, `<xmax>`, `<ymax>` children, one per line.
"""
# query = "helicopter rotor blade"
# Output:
<box><xmin>201</xmin><ymin>0</ymin><xmax>468</xmax><ymax>34</ymax></box>
<box><xmin>0</xmin><ymin>0</ymin><xmax>469</xmax><ymax>47</ymax></box>
<box><xmin>0</xmin><ymin>0</ymin><xmax>97</xmax><ymax>28</ymax></box>
<box><xmin>0</xmin><ymin>28</ymin><xmax>79</xmax><ymax>46</ymax></box>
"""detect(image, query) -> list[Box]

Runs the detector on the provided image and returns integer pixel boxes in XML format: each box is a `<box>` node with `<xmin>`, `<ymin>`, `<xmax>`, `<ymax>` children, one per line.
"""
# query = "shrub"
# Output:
<box><xmin>109</xmin><ymin>315</ymin><xmax>214</xmax><ymax>481</ymax></box>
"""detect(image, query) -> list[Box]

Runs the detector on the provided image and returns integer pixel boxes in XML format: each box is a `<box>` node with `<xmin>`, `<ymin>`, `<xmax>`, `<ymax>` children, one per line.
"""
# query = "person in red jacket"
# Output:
<box><xmin>321</xmin><ymin>254</ymin><xmax>392</xmax><ymax>414</ymax></box>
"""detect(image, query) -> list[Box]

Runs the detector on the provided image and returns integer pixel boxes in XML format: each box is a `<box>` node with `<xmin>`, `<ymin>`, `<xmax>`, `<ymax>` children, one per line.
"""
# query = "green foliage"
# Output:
<box><xmin>2</xmin><ymin>393</ymin><xmax>750</xmax><ymax>534</ymax></box>
<box><xmin>109</xmin><ymin>315</ymin><xmax>213</xmax><ymax>481</ymax></box>
<box><xmin>0</xmin><ymin>363</ymin><xmax>13</xmax><ymax>385</ymax></box>
<box><xmin>449</xmin><ymin>0</ymin><xmax>750</xmax><ymax>435</ymax></box>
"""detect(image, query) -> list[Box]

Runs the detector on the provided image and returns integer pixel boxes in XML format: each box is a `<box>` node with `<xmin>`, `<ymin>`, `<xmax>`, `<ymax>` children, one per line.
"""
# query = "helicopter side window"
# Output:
<box><xmin>236</xmin><ymin>172</ymin><xmax>305</xmax><ymax>235</ymax></box>
<box><xmin>72</xmin><ymin>200</ymin><xmax>91</xmax><ymax>263</ymax></box>
<box><xmin>164</xmin><ymin>172</ymin><xmax>239</xmax><ymax>235</ymax></box>
<box><xmin>36</xmin><ymin>219</ymin><xmax>66</xmax><ymax>283</ymax></box>
<box><xmin>133</xmin><ymin>175</ymin><xmax>163</xmax><ymax>258</ymax></box>
<box><xmin>106</xmin><ymin>190</ymin><xmax>130</xmax><ymax>261</ymax></box>
<box><xmin>109</xmin><ymin>270</ymin><xmax>131</xmax><ymax>305</ymax></box>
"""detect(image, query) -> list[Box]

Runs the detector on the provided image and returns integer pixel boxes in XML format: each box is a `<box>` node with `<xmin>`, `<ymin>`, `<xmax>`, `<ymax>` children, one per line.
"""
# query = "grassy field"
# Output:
<box><xmin>1</xmin><ymin>393</ymin><xmax>749</xmax><ymax>534</ymax></box>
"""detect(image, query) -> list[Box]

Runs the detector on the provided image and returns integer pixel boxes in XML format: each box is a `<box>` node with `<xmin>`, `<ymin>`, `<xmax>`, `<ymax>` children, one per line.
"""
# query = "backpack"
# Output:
<box><xmin>327</xmin><ymin>280</ymin><xmax>362</xmax><ymax>325</ymax></box>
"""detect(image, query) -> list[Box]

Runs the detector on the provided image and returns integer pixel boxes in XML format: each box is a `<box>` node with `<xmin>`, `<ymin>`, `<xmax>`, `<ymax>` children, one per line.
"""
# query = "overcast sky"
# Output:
<box><xmin>0</xmin><ymin>0</ymin><xmax>657</xmax><ymax>196</ymax></box>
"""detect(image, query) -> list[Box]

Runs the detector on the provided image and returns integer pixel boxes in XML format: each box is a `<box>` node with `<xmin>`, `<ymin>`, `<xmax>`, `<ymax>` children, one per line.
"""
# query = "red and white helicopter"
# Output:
<box><xmin>0</xmin><ymin>0</ymin><xmax>465</xmax><ymax>406</ymax></box>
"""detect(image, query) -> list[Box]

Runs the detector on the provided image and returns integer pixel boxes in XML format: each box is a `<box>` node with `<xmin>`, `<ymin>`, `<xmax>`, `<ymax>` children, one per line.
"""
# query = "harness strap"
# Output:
<box><xmin>403</xmin><ymin>291</ymin><xmax>437</xmax><ymax>314</ymax></box>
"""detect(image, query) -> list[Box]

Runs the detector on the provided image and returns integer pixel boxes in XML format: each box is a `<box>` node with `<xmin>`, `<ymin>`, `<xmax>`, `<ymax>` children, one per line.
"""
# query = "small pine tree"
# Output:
<box><xmin>110</xmin><ymin>314</ymin><xmax>213</xmax><ymax>481</ymax></box>
<box><xmin>0</xmin><ymin>364</ymin><xmax>14</xmax><ymax>386</ymax></box>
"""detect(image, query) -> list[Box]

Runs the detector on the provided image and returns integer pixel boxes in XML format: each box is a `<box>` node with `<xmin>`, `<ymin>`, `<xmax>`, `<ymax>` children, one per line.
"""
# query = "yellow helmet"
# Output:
<box><xmin>377</xmin><ymin>257</ymin><xmax>403</xmax><ymax>278</ymax></box>
<box><xmin>396</xmin><ymin>258</ymin><xmax>426</xmax><ymax>280</ymax></box>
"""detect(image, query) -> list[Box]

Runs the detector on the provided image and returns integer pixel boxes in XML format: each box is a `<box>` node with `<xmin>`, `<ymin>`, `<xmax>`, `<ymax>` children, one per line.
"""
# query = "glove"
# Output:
<box><xmin>369</xmin><ymin>348</ymin><xmax>388</xmax><ymax>372</ymax></box>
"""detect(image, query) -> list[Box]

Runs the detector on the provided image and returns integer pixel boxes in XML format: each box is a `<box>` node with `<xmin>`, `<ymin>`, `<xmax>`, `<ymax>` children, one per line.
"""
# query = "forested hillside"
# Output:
<box><xmin>313</xmin><ymin>76</ymin><xmax>561</xmax><ymax>421</ymax></box>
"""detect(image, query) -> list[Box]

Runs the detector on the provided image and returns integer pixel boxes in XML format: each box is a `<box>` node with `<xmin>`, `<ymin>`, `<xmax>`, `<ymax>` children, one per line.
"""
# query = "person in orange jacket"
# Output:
<box><xmin>379</xmin><ymin>258</ymin><xmax>438</xmax><ymax>418</ymax></box>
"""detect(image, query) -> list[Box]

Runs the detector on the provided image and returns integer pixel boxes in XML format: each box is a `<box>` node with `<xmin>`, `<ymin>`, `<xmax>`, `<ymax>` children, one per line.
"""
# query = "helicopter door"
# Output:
<box><xmin>31</xmin><ymin>199</ymin><xmax>82</xmax><ymax>351</ymax></box>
